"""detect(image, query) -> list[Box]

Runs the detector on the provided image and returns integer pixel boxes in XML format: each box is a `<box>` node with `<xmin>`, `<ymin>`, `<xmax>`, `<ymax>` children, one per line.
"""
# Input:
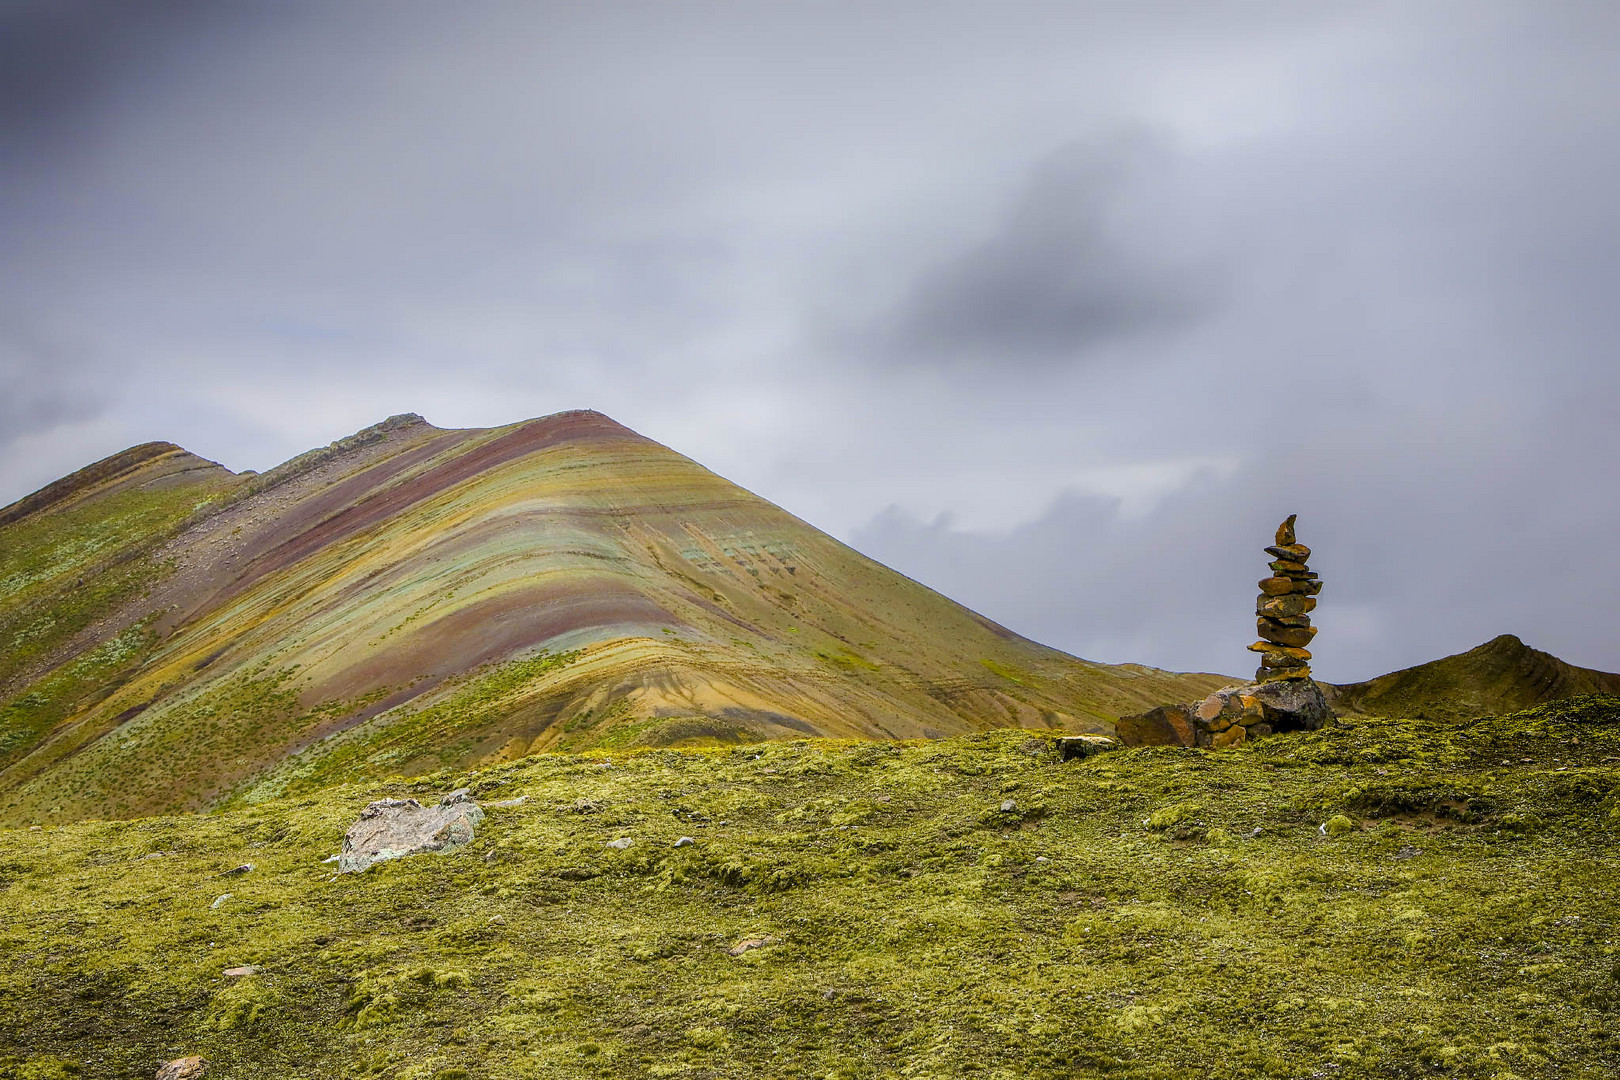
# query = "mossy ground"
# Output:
<box><xmin>2</xmin><ymin>697</ymin><xmax>1618</xmax><ymax>1080</ymax></box>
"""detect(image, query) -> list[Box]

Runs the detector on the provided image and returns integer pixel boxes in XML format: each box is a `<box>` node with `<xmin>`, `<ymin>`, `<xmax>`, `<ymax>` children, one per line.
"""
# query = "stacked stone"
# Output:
<box><xmin>1250</xmin><ymin>514</ymin><xmax>1321</xmax><ymax>683</ymax></box>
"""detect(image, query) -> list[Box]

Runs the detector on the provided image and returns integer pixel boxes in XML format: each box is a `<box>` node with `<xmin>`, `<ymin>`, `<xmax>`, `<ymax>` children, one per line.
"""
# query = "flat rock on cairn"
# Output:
<box><xmin>1114</xmin><ymin>514</ymin><xmax>1331</xmax><ymax>748</ymax></box>
<box><xmin>339</xmin><ymin>789</ymin><xmax>485</xmax><ymax>874</ymax></box>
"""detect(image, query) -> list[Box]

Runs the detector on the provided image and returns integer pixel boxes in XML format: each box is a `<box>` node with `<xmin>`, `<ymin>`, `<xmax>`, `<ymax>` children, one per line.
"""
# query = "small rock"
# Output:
<box><xmin>1246</xmin><ymin>642</ymin><xmax>1312</xmax><ymax>661</ymax></box>
<box><xmin>1035</xmin><ymin>856</ymin><xmax>1049</xmax><ymax>863</ymax></box>
<box><xmin>606</xmin><ymin>837</ymin><xmax>633</xmax><ymax>850</ymax></box>
<box><xmin>156</xmin><ymin>1057</ymin><xmax>205</xmax><ymax>1080</ymax></box>
<box><xmin>221</xmin><ymin>863</ymin><xmax>254</xmax><ymax>876</ymax></box>
<box><xmin>1057</xmin><ymin>734</ymin><xmax>1121</xmax><ymax>760</ymax></box>
<box><xmin>141</xmin><ymin>851</ymin><xmax>167</xmax><ymax>860</ymax></box>
<box><xmin>28</xmin><ymin>825</ymin><xmax>41</xmax><ymax>831</ymax></box>
<box><xmin>728</xmin><ymin>935</ymin><xmax>778</xmax><ymax>957</ymax></box>
<box><xmin>489</xmin><ymin>915</ymin><xmax>506</xmax><ymax>925</ymax></box>
<box><xmin>210</xmin><ymin>893</ymin><xmax>232</xmax><ymax>909</ymax></box>
<box><xmin>1255</xmin><ymin>619</ymin><xmax>1317</xmax><ymax>649</ymax></box>
<box><xmin>1000</xmin><ymin>799</ymin><xmax>1017</xmax><ymax>813</ymax></box>
<box><xmin>1256</xmin><ymin>594</ymin><xmax>1316</xmax><ymax>619</ymax></box>
<box><xmin>1274</xmin><ymin>514</ymin><xmax>1298</xmax><ymax>546</ymax></box>
<box><xmin>1392</xmin><ymin>845</ymin><xmax>1422</xmax><ymax>860</ymax></box>
<box><xmin>1245</xmin><ymin>826</ymin><xmax>1263</xmax><ymax>839</ymax></box>
<box><xmin>222</xmin><ymin>965</ymin><xmax>261</xmax><ymax>977</ymax></box>
<box><xmin>1258</xmin><ymin>576</ymin><xmax>1310</xmax><ymax>597</ymax></box>
<box><xmin>673</xmin><ymin>837</ymin><xmax>696</xmax><ymax>848</ymax></box>
<box><xmin>320</xmin><ymin>854</ymin><xmax>340</xmax><ymax>864</ymax></box>
<box><xmin>487</xmin><ymin>795</ymin><xmax>528</xmax><ymax>809</ymax></box>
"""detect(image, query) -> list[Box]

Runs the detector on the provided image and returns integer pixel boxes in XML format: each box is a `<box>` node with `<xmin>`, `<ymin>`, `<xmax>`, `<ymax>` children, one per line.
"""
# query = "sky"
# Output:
<box><xmin>2</xmin><ymin>0</ymin><xmax>1617</xmax><ymax>682</ymax></box>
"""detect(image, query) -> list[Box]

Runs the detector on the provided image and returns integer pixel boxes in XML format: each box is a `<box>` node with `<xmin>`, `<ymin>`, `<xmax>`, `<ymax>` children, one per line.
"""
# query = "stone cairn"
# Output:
<box><xmin>1251</xmin><ymin>513</ymin><xmax>1321</xmax><ymax>683</ymax></box>
<box><xmin>1113</xmin><ymin>513</ymin><xmax>1331</xmax><ymax>748</ymax></box>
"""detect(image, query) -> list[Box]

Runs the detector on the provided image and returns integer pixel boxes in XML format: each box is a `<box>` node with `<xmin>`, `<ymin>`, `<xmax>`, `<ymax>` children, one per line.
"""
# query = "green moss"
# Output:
<box><xmin>1</xmin><ymin>697</ymin><xmax>1618</xmax><ymax>1078</ymax></box>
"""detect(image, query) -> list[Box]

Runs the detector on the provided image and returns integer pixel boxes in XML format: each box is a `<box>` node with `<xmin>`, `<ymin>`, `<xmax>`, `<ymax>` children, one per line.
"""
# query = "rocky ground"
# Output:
<box><xmin>1</xmin><ymin>697</ymin><xmax>1618</xmax><ymax>1080</ymax></box>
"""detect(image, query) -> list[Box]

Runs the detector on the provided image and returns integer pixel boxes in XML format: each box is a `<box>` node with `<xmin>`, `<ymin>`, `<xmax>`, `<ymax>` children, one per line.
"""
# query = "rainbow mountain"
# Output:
<box><xmin>0</xmin><ymin>411</ymin><xmax>1228</xmax><ymax>823</ymax></box>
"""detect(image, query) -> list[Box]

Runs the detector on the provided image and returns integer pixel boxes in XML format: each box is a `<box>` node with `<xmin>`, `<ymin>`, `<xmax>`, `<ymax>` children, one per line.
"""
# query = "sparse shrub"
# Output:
<box><xmin>685</xmin><ymin>1025</ymin><xmax>729</xmax><ymax>1050</ymax></box>
<box><xmin>206</xmin><ymin>978</ymin><xmax>272</xmax><ymax>1030</ymax></box>
<box><xmin>1322</xmin><ymin>815</ymin><xmax>1356</xmax><ymax>838</ymax></box>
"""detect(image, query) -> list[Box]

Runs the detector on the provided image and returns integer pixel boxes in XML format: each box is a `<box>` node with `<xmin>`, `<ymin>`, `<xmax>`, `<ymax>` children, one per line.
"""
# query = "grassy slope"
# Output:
<box><xmin>0</xmin><ymin>452</ymin><xmax>239</xmax><ymax>774</ymax></box>
<box><xmin>2</xmin><ymin>697</ymin><xmax>1617</xmax><ymax>1080</ymax></box>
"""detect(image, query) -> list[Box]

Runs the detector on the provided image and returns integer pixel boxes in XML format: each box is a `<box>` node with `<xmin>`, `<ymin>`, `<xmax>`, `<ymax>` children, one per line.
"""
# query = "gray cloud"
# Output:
<box><xmin>1</xmin><ymin>1</ymin><xmax>1617</xmax><ymax>678</ymax></box>
<box><xmin>0</xmin><ymin>325</ymin><xmax>111</xmax><ymax>446</ymax></box>
<box><xmin>879</xmin><ymin>133</ymin><xmax>1216</xmax><ymax>366</ymax></box>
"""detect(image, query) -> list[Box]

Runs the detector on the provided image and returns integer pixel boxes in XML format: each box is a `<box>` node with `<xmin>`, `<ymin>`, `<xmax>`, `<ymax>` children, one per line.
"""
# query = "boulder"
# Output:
<box><xmin>338</xmin><ymin>789</ymin><xmax>485</xmax><ymax>874</ymax></box>
<box><xmin>157</xmin><ymin>1059</ymin><xmax>205</xmax><ymax>1080</ymax></box>
<box><xmin>1247</xmin><ymin>677</ymin><xmax>1332</xmax><ymax>731</ymax></box>
<box><xmin>1114</xmin><ymin>702</ymin><xmax>1196</xmax><ymax>746</ymax></box>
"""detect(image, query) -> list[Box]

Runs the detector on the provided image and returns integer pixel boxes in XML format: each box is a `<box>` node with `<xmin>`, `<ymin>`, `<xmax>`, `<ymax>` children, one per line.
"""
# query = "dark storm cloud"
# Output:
<box><xmin>0</xmin><ymin>1</ymin><xmax>1616</xmax><ymax>678</ymax></box>
<box><xmin>0</xmin><ymin>2</ymin><xmax>244</xmax><ymax>157</ymax></box>
<box><xmin>881</xmin><ymin>133</ymin><xmax>1216</xmax><ymax>366</ymax></box>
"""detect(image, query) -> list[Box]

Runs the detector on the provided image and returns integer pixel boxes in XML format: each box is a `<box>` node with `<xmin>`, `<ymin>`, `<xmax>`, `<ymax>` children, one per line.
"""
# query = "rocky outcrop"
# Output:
<box><xmin>338</xmin><ymin>789</ymin><xmax>485</xmax><ymax>874</ymax></box>
<box><xmin>1250</xmin><ymin>514</ymin><xmax>1322</xmax><ymax>684</ymax></box>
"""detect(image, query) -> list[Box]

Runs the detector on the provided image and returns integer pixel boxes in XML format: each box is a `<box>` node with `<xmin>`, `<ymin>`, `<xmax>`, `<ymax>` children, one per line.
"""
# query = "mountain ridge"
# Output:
<box><xmin>1324</xmin><ymin>633</ymin><xmax>1620</xmax><ymax>720</ymax></box>
<box><xmin>0</xmin><ymin>410</ymin><xmax>1229</xmax><ymax>824</ymax></box>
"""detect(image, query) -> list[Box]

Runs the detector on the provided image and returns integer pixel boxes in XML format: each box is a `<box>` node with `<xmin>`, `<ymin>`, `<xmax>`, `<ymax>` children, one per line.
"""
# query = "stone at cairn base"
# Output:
<box><xmin>1115</xmin><ymin>677</ymin><xmax>1331</xmax><ymax>748</ymax></box>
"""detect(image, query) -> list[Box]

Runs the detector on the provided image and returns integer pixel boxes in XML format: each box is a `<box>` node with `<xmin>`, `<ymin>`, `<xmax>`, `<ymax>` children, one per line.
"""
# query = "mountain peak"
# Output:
<box><xmin>1326</xmin><ymin>634</ymin><xmax>1620</xmax><ymax>720</ymax></box>
<box><xmin>0</xmin><ymin>441</ymin><xmax>231</xmax><ymax>528</ymax></box>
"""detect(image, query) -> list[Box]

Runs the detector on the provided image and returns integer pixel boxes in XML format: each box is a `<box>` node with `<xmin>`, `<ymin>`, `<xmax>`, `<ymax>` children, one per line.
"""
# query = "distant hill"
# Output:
<box><xmin>1324</xmin><ymin>634</ymin><xmax>1620</xmax><ymax>720</ymax></box>
<box><xmin>0</xmin><ymin>410</ymin><xmax>1227</xmax><ymax>823</ymax></box>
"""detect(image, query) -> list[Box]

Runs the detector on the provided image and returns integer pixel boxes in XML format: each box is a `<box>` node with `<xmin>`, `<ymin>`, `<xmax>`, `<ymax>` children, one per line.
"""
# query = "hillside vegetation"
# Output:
<box><xmin>3</xmin><ymin>697</ymin><xmax>1617</xmax><ymax>1080</ymax></box>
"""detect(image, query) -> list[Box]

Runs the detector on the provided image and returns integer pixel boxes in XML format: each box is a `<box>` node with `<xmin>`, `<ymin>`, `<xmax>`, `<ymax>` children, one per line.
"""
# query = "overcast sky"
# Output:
<box><xmin>3</xmin><ymin>1</ymin><xmax>1617</xmax><ymax>681</ymax></box>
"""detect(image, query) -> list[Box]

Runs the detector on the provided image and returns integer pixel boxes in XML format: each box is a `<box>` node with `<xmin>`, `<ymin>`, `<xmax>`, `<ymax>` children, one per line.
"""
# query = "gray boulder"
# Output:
<box><xmin>339</xmin><ymin>789</ymin><xmax>485</xmax><ymax>874</ymax></box>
